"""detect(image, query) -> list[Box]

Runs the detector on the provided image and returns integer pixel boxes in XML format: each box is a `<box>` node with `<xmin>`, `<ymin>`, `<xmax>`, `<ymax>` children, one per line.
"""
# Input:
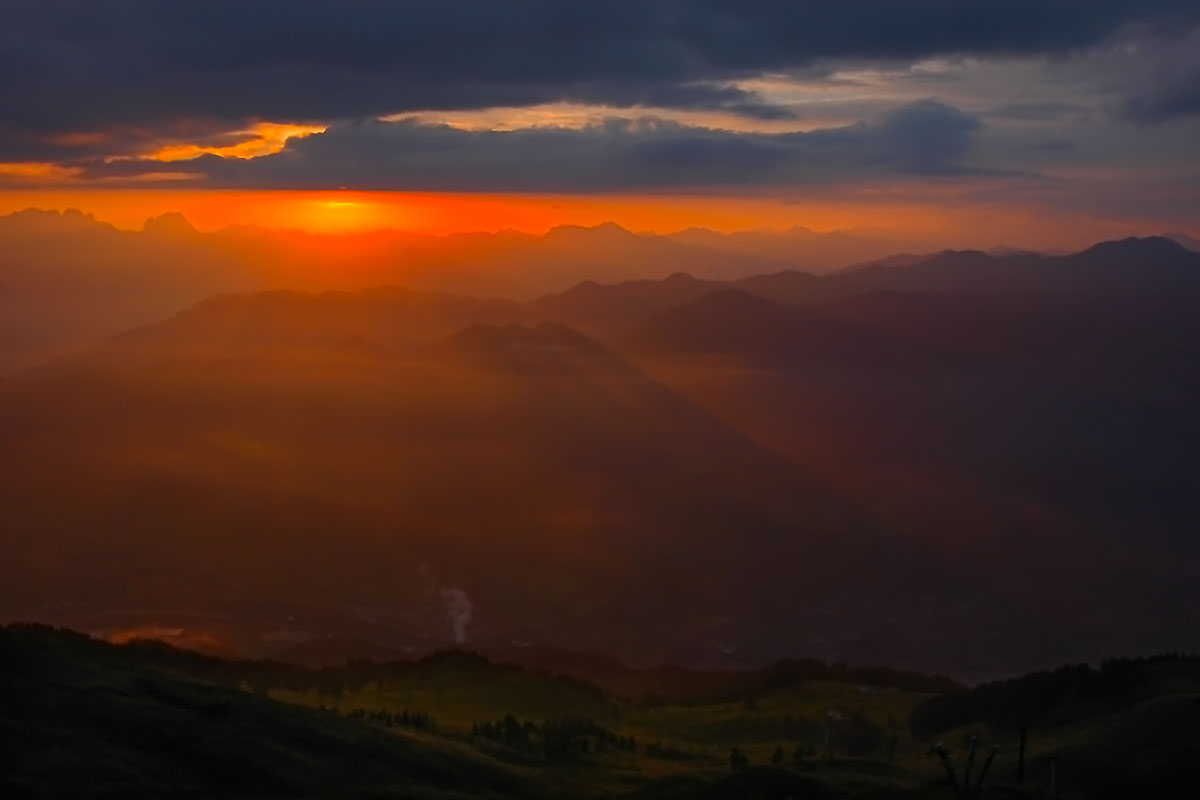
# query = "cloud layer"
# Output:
<box><xmin>0</xmin><ymin>0</ymin><xmax>1197</xmax><ymax>226</ymax></box>
<box><xmin>86</xmin><ymin>101</ymin><xmax>987</xmax><ymax>192</ymax></box>
<box><xmin>2</xmin><ymin>0</ymin><xmax>1198</xmax><ymax>161</ymax></box>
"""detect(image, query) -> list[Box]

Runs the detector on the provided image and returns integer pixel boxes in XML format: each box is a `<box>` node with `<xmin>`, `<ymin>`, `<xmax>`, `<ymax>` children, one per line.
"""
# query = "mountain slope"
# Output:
<box><xmin>0</xmin><ymin>624</ymin><xmax>537</xmax><ymax>800</ymax></box>
<box><xmin>7</xmin><ymin>234</ymin><xmax>1199</xmax><ymax>678</ymax></box>
<box><xmin>728</xmin><ymin>236</ymin><xmax>1200</xmax><ymax>304</ymax></box>
<box><xmin>528</xmin><ymin>235</ymin><xmax>1200</xmax><ymax>325</ymax></box>
<box><xmin>526</xmin><ymin>272</ymin><xmax>727</xmax><ymax>332</ymax></box>
<box><xmin>3</xmin><ymin>317</ymin><xmax>937</xmax><ymax>670</ymax></box>
<box><xmin>620</xmin><ymin>289</ymin><xmax>971</xmax><ymax>374</ymax></box>
<box><xmin>609</xmin><ymin>273</ymin><xmax>1200</xmax><ymax>675</ymax></box>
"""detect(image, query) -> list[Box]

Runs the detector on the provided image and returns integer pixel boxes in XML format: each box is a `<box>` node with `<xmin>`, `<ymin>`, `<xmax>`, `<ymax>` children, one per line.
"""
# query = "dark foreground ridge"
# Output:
<box><xmin>3</xmin><ymin>624</ymin><xmax>1197</xmax><ymax>799</ymax></box>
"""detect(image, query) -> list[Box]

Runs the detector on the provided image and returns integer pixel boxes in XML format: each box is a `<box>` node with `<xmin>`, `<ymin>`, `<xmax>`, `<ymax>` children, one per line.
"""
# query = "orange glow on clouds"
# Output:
<box><xmin>148</xmin><ymin>122</ymin><xmax>326</xmax><ymax>162</ymax></box>
<box><xmin>0</xmin><ymin>162</ymin><xmax>83</xmax><ymax>180</ymax></box>
<box><xmin>396</xmin><ymin>101</ymin><xmax>832</xmax><ymax>134</ymax></box>
<box><xmin>0</xmin><ymin>124</ymin><xmax>323</xmax><ymax>185</ymax></box>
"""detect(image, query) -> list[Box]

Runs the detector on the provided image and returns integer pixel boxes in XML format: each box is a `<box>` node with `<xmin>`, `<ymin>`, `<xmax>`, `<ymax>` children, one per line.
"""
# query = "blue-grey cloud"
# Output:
<box><xmin>1121</xmin><ymin>68</ymin><xmax>1200</xmax><ymax>122</ymax></box>
<box><xmin>83</xmin><ymin>101</ymin><xmax>986</xmax><ymax>192</ymax></box>
<box><xmin>981</xmin><ymin>102</ymin><xmax>1091</xmax><ymax>122</ymax></box>
<box><xmin>1</xmin><ymin>1</ymin><xmax>1196</xmax><ymax>160</ymax></box>
<box><xmin>868</xmin><ymin>100</ymin><xmax>982</xmax><ymax>172</ymax></box>
<box><xmin>1034</xmin><ymin>139</ymin><xmax>1075</xmax><ymax>152</ymax></box>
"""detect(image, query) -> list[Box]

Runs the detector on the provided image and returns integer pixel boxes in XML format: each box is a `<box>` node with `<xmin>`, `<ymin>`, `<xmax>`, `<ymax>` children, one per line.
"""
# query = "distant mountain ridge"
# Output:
<box><xmin>55</xmin><ymin>234</ymin><xmax>1196</xmax><ymax>367</ymax></box>
<box><xmin>1165</xmin><ymin>231</ymin><xmax>1200</xmax><ymax>251</ymax></box>
<box><xmin>537</xmin><ymin>235</ymin><xmax>1199</xmax><ymax>328</ymax></box>
<box><xmin>2</xmin><ymin>202</ymin><xmax>1195</xmax><ymax>373</ymax></box>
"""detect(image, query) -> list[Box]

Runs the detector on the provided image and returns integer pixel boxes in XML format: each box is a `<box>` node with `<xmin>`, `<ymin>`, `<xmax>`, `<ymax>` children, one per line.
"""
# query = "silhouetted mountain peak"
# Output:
<box><xmin>1079</xmin><ymin>235</ymin><xmax>1192</xmax><ymax>260</ymax></box>
<box><xmin>924</xmin><ymin>248</ymin><xmax>992</xmax><ymax>263</ymax></box>
<box><xmin>544</xmin><ymin>221</ymin><xmax>635</xmax><ymax>241</ymax></box>
<box><xmin>141</xmin><ymin>212</ymin><xmax>197</xmax><ymax>237</ymax></box>
<box><xmin>1163</xmin><ymin>232</ymin><xmax>1200</xmax><ymax>252</ymax></box>
<box><xmin>0</xmin><ymin>206</ymin><xmax>108</xmax><ymax>234</ymax></box>
<box><xmin>549</xmin><ymin>273</ymin><xmax>708</xmax><ymax>308</ymax></box>
<box><xmin>988</xmin><ymin>244</ymin><xmax>1041</xmax><ymax>257</ymax></box>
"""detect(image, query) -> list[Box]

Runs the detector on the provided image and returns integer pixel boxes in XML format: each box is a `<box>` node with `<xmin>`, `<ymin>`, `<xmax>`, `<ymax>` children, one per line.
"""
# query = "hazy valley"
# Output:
<box><xmin>3</xmin><ymin>211</ymin><xmax>1197</xmax><ymax>684</ymax></box>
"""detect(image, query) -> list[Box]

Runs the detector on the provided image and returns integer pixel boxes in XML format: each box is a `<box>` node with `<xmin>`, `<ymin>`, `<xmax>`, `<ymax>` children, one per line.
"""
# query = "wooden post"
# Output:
<box><xmin>962</xmin><ymin>734</ymin><xmax>979</xmax><ymax>793</ymax></box>
<box><xmin>1017</xmin><ymin>727</ymin><xmax>1027</xmax><ymax>784</ymax></box>
<box><xmin>933</xmin><ymin>744</ymin><xmax>965</xmax><ymax>800</ymax></box>
<box><xmin>971</xmin><ymin>747</ymin><xmax>997</xmax><ymax>799</ymax></box>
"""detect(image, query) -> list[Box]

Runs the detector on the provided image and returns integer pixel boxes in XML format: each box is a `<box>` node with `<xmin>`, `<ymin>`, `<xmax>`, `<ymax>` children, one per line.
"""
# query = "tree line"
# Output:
<box><xmin>471</xmin><ymin>714</ymin><xmax>636</xmax><ymax>762</ymax></box>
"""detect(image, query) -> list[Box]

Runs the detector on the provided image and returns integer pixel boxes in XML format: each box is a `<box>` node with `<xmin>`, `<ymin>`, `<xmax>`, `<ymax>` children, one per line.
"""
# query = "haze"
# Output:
<box><xmin>2</xmin><ymin>4</ymin><xmax>1199</xmax><ymax>797</ymax></box>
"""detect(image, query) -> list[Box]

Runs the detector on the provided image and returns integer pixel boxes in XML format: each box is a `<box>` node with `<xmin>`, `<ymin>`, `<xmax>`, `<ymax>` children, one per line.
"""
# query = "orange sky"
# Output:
<box><xmin>0</xmin><ymin>119</ymin><xmax>1178</xmax><ymax>251</ymax></box>
<box><xmin>0</xmin><ymin>188</ymin><xmax>944</xmax><ymax>235</ymax></box>
<box><xmin>0</xmin><ymin>187</ymin><xmax>1166</xmax><ymax>252</ymax></box>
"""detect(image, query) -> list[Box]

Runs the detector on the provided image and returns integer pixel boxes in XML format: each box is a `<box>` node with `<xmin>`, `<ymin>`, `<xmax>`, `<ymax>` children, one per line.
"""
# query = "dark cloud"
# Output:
<box><xmin>1034</xmin><ymin>139</ymin><xmax>1076</xmax><ymax>152</ymax></box>
<box><xmin>1</xmin><ymin>1</ymin><xmax>1196</xmax><ymax>160</ymax></box>
<box><xmin>1120</xmin><ymin>68</ymin><xmax>1200</xmax><ymax>122</ymax></box>
<box><xmin>1107</xmin><ymin>26</ymin><xmax>1200</xmax><ymax>122</ymax></box>
<box><xmin>869</xmin><ymin>100</ymin><xmax>982</xmax><ymax>172</ymax></box>
<box><xmin>0</xmin><ymin>119</ymin><xmax>257</xmax><ymax>163</ymax></box>
<box><xmin>84</xmin><ymin>101</ymin><xmax>985</xmax><ymax>192</ymax></box>
<box><xmin>981</xmin><ymin>101</ymin><xmax>1091</xmax><ymax>122</ymax></box>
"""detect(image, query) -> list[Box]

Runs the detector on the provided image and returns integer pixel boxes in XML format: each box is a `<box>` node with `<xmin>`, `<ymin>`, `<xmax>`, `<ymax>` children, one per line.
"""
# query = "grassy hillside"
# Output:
<box><xmin>4</xmin><ymin>624</ymin><xmax>1197</xmax><ymax>798</ymax></box>
<box><xmin>908</xmin><ymin>656</ymin><xmax>1200</xmax><ymax>799</ymax></box>
<box><xmin>0</xmin><ymin>625</ymin><xmax>539</xmax><ymax>800</ymax></box>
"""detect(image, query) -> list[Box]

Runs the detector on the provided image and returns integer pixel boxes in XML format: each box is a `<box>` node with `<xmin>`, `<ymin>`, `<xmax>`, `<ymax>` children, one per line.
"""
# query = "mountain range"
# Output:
<box><xmin>9</xmin><ymin>208</ymin><xmax>1192</xmax><ymax>372</ymax></box>
<box><xmin>2</xmin><ymin>230</ymin><xmax>1197</xmax><ymax>679</ymax></box>
<box><xmin>0</xmin><ymin>210</ymin><xmax>923</xmax><ymax>371</ymax></box>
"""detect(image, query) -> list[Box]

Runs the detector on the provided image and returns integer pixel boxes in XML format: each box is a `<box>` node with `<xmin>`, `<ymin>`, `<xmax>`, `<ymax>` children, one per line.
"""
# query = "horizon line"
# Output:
<box><xmin>3</xmin><ymin>206</ymin><xmax>1196</xmax><ymax>251</ymax></box>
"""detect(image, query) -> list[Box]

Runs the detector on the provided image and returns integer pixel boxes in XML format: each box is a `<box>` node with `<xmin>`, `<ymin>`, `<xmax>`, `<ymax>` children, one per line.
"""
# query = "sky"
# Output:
<box><xmin>1</xmin><ymin>1</ymin><xmax>1199</xmax><ymax>244</ymax></box>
